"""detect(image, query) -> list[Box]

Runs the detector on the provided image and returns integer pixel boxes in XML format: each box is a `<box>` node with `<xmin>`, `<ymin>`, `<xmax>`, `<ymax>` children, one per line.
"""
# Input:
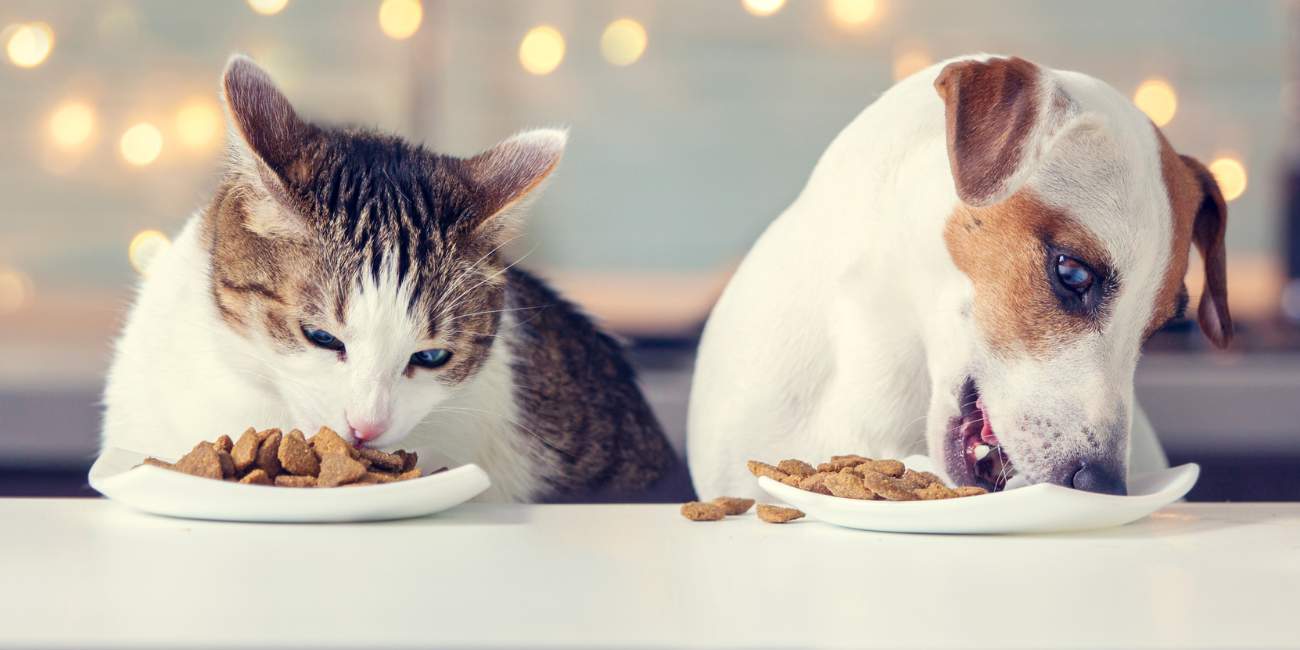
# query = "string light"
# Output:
<box><xmin>741</xmin><ymin>0</ymin><xmax>786</xmax><ymax>17</ymax></box>
<box><xmin>120</xmin><ymin>123</ymin><xmax>163</xmax><ymax>167</ymax></box>
<box><xmin>4</xmin><ymin>22</ymin><xmax>54</xmax><ymax>68</ymax></box>
<box><xmin>892</xmin><ymin>48</ymin><xmax>931</xmax><ymax>81</ymax></box>
<box><xmin>246</xmin><ymin>0</ymin><xmax>289</xmax><ymax>15</ymax></box>
<box><xmin>1208</xmin><ymin>157</ymin><xmax>1247</xmax><ymax>202</ymax></box>
<box><xmin>519</xmin><ymin>25</ymin><xmax>565</xmax><ymax>76</ymax></box>
<box><xmin>379</xmin><ymin>0</ymin><xmax>422</xmax><ymax>40</ymax></box>
<box><xmin>1133</xmin><ymin>78</ymin><xmax>1177</xmax><ymax>127</ymax></box>
<box><xmin>601</xmin><ymin>19</ymin><xmax>647</xmax><ymax>67</ymax></box>
<box><xmin>0</xmin><ymin>267</ymin><xmax>32</xmax><ymax>315</ymax></box>
<box><xmin>128</xmin><ymin>230</ymin><xmax>171</xmax><ymax>275</ymax></box>
<box><xmin>827</xmin><ymin>0</ymin><xmax>879</xmax><ymax>29</ymax></box>
<box><xmin>48</xmin><ymin>101</ymin><xmax>96</xmax><ymax>151</ymax></box>
<box><xmin>174</xmin><ymin>100</ymin><xmax>221</xmax><ymax>151</ymax></box>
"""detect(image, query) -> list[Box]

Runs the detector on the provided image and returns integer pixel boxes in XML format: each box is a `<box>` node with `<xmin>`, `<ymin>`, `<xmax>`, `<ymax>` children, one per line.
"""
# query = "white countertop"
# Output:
<box><xmin>2</xmin><ymin>499</ymin><xmax>1297</xmax><ymax>649</ymax></box>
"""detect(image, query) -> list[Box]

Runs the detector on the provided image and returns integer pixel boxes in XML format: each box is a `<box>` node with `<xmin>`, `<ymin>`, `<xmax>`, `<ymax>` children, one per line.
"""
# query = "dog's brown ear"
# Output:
<box><xmin>934</xmin><ymin>56</ymin><xmax>1067</xmax><ymax>207</ymax></box>
<box><xmin>1179</xmin><ymin>155</ymin><xmax>1233</xmax><ymax>348</ymax></box>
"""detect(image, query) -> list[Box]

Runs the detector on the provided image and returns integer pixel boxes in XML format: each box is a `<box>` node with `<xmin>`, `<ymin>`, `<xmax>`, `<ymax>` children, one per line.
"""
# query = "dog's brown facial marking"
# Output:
<box><xmin>944</xmin><ymin>192</ymin><xmax>1112</xmax><ymax>357</ymax></box>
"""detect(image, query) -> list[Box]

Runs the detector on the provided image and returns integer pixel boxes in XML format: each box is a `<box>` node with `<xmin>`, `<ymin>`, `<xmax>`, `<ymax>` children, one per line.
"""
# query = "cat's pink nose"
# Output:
<box><xmin>347</xmin><ymin>417</ymin><xmax>388</xmax><ymax>443</ymax></box>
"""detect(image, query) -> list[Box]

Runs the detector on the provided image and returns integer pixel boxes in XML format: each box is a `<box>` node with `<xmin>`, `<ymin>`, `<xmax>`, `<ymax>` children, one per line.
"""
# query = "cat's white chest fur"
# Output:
<box><xmin>101</xmin><ymin>214</ymin><xmax>541</xmax><ymax>502</ymax></box>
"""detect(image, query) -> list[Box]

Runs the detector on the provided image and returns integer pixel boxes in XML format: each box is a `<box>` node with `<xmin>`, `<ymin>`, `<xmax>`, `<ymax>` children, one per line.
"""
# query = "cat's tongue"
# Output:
<box><xmin>975</xmin><ymin>397</ymin><xmax>999</xmax><ymax>446</ymax></box>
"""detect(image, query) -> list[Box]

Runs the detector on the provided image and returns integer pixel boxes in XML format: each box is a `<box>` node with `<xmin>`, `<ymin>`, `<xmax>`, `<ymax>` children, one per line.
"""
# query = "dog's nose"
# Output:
<box><xmin>1070</xmin><ymin>462</ymin><xmax>1127</xmax><ymax>495</ymax></box>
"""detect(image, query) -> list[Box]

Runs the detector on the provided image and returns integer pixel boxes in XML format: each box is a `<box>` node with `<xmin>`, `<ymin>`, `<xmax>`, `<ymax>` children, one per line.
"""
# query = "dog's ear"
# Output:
<box><xmin>934</xmin><ymin>56</ymin><xmax>1070</xmax><ymax>207</ymax></box>
<box><xmin>1178</xmin><ymin>155</ymin><xmax>1233</xmax><ymax>348</ymax></box>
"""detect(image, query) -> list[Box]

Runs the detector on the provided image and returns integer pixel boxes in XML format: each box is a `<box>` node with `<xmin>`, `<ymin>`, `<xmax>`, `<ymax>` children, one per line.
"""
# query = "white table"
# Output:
<box><xmin>2</xmin><ymin>500</ymin><xmax>1297</xmax><ymax>649</ymax></box>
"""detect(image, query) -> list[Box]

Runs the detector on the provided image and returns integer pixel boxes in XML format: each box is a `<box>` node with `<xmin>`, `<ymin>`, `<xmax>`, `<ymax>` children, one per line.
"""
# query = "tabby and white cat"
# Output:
<box><xmin>102</xmin><ymin>57</ymin><xmax>678</xmax><ymax>502</ymax></box>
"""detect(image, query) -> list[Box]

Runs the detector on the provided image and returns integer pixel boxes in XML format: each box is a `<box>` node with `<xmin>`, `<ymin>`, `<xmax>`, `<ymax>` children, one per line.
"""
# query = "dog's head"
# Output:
<box><xmin>924</xmin><ymin>56</ymin><xmax>1231</xmax><ymax>494</ymax></box>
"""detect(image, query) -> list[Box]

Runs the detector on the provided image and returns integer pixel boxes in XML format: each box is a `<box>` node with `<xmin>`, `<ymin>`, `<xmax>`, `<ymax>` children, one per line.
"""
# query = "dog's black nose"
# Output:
<box><xmin>1071</xmin><ymin>463</ymin><xmax>1127</xmax><ymax>495</ymax></box>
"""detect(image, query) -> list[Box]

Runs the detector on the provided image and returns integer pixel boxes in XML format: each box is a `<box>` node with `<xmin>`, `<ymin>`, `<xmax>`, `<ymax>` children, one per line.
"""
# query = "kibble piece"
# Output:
<box><xmin>746</xmin><ymin>460</ymin><xmax>789</xmax><ymax>482</ymax></box>
<box><xmin>828</xmin><ymin>455</ymin><xmax>871</xmax><ymax>470</ymax></box>
<box><xmin>680</xmin><ymin>501</ymin><xmax>727</xmax><ymax>521</ymax></box>
<box><xmin>309</xmin><ymin>426</ymin><xmax>352</xmax><ymax>458</ymax></box>
<box><xmin>173</xmin><ymin>442</ymin><xmax>224</xmax><ymax>480</ymax></box>
<box><xmin>712</xmin><ymin>497</ymin><xmax>755</xmax><ymax>515</ymax></box>
<box><xmin>255</xmin><ymin>430</ymin><xmax>283</xmax><ymax>478</ymax></box>
<box><xmin>914</xmin><ymin>483</ymin><xmax>958</xmax><ymax>500</ymax></box>
<box><xmin>859</xmin><ymin>469</ymin><xmax>918</xmax><ymax>501</ymax></box>
<box><xmin>777</xmin><ymin>459</ymin><xmax>816</xmax><ymax>478</ymax></box>
<box><xmin>212</xmin><ymin>435</ymin><xmax>234</xmax><ymax>454</ymax></box>
<box><xmin>274</xmin><ymin>474</ymin><xmax>317</xmax><ymax>488</ymax></box>
<box><xmin>141</xmin><ymin>457</ymin><xmax>173</xmax><ymax>470</ymax></box>
<box><xmin>898</xmin><ymin>469</ymin><xmax>943</xmax><ymax>490</ymax></box>
<box><xmin>780</xmin><ymin>475</ymin><xmax>802</xmax><ymax>487</ymax></box>
<box><xmin>397</xmin><ymin>450</ymin><xmax>419</xmax><ymax>472</ymax></box>
<box><xmin>756</xmin><ymin>504</ymin><xmax>805</xmax><ymax>524</ymax></box>
<box><xmin>215</xmin><ymin>449</ymin><xmax>236</xmax><ymax>478</ymax></box>
<box><xmin>358</xmin><ymin>448</ymin><xmax>404</xmax><ymax>472</ymax></box>
<box><xmin>798</xmin><ymin>472</ymin><xmax>834</xmax><ymax>495</ymax></box>
<box><xmin>230</xmin><ymin>428</ymin><xmax>263</xmax><ymax>472</ymax></box>
<box><xmin>358</xmin><ymin>471</ymin><xmax>401</xmax><ymax>485</ymax></box>
<box><xmin>238</xmin><ymin>469</ymin><xmax>272</xmax><ymax>485</ymax></box>
<box><xmin>824</xmin><ymin>472</ymin><xmax>876</xmax><ymax>500</ymax></box>
<box><xmin>399</xmin><ymin>468</ymin><xmax>424</xmax><ymax>480</ymax></box>
<box><xmin>317</xmin><ymin>453</ymin><xmax>367</xmax><ymax>487</ymax></box>
<box><xmin>954</xmin><ymin>486</ymin><xmax>988</xmax><ymax>497</ymax></box>
<box><xmin>860</xmin><ymin>459</ymin><xmax>905</xmax><ymax>478</ymax></box>
<box><xmin>278</xmin><ymin>429</ymin><xmax>320</xmax><ymax>477</ymax></box>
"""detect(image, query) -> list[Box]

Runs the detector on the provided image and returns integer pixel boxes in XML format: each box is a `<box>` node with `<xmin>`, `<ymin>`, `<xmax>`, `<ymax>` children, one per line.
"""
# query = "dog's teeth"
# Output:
<box><xmin>973</xmin><ymin>444</ymin><xmax>991</xmax><ymax>461</ymax></box>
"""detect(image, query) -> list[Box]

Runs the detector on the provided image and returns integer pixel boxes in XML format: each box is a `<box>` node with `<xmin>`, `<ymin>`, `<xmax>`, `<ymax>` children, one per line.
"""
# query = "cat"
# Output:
<box><xmin>101</xmin><ymin>56</ymin><xmax>681</xmax><ymax>502</ymax></box>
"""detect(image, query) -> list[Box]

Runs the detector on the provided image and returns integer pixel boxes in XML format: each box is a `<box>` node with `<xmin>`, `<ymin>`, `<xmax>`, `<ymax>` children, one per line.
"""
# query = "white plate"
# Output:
<box><xmin>88</xmin><ymin>447</ymin><xmax>491</xmax><ymax>523</ymax></box>
<box><xmin>757</xmin><ymin>455</ymin><xmax>1199</xmax><ymax>534</ymax></box>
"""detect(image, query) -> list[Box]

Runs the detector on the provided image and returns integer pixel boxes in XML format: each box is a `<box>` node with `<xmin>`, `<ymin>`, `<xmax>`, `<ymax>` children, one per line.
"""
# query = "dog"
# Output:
<box><xmin>687</xmin><ymin>54</ymin><xmax>1231</xmax><ymax>499</ymax></box>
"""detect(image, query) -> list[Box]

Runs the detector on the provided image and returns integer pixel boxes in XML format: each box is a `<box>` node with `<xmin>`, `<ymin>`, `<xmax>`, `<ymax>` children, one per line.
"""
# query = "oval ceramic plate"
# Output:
<box><xmin>89</xmin><ymin>447</ymin><xmax>491</xmax><ymax>523</ymax></box>
<box><xmin>757</xmin><ymin>456</ymin><xmax>1199</xmax><ymax>534</ymax></box>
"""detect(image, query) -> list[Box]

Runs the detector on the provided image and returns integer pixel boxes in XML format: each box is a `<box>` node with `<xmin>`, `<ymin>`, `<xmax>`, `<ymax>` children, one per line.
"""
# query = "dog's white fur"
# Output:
<box><xmin>688</xmin><ymin>55</ymin><xmax>1174</xmax><ymax>498</ymax></box>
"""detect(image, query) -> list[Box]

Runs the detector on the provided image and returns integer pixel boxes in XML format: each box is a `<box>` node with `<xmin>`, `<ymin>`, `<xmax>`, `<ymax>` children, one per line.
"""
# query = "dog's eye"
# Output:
<box><xmin>302</xmin><ymin>326</ymin><xmax>345</xmax><ymax>352</ymax></box>
<box><xmin>1055</xmin><ymin>255</ymin><xmax>1094</xmax><ymax>294</ymax></box>
<box><xmin>410</xmin><ymin>348</ymin><xmax>452</xmax><ymax>369</ymax></box>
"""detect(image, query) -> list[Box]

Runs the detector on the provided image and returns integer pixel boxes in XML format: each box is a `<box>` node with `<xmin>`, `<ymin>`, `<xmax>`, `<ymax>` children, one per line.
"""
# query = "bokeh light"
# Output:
<box><xmin>174</xmin><ymin>100</ymin><xmax>221</xmax><ymax>151</ymax></box>
<box><xmin>48</xmin><ymin>101</ymin><xmax>96</xmax><ymax>151</ymax></box>
<box><xmin>827</xmin><ymin>0</ymin><xmax>879</xmax><ymax>29</ymax></box>
<box><xmin>129</xmin><ymin>230</ymin><xmax>171</xmax><ymax>275</ymax></box>
<box><xmin>519</xmin><ymin>25</ymin><xmax>565</xmax><ymax>76</ymax></box>
<box><xmin>4</xmin><ymin>22</ymin><xmax>54</xmax><ymax>68</ymax></box>
<box><xmin>601</xmin><ymin>19</ymin><xmax>647</xmax><ymax>67</ymax></box>
<box><xmin>741</xmin><ymin>0</ymin><xmax>786</xmax><ymax>17</ymax></box>
<box><xmin>0</xmin><ymin>267</ymin><xmax>33</xmax><ymax>315</ymax></box>
<box><xmin>246</xmin><ymin>0</ymin><xmax>289</xmax><ymax>15</ymax></box>
<box><xmin>379</xmin><ymin>0</ymin><xmax>422</xmax><ymax>40</ymax></box>
<box><xmin>120</xmin><ymin>123</ymin><xmax>163</xmax><ymax>166</ymax></box>
<box><xmin>892</xmin><ymin>48</ymin><xmax>931</xmax><ymax>81</ymax></box>
<box><xmin>1209</xmin><ymin>156</ymin><xmax>1247</xmax><ymax>202</ymax></box>
<box><xmin>1133</xmin><ymin>78</ymin><xmax>1178</xmax><ymax>127</ymax></box>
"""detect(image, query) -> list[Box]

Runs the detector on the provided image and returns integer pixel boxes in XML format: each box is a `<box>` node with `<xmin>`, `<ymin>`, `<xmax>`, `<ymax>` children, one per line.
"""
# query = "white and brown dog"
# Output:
<box><xmin>687</xmin><ymin>55</ymin><xmax>1231</xmax><ymax>498</ymax></box>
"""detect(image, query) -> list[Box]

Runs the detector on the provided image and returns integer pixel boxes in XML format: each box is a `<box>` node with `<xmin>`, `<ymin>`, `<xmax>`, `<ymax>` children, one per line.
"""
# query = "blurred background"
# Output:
<box><xmin>1</xmin><ymin>0</ymin><xmax>1298</xmax><ymax>499</ymax></box>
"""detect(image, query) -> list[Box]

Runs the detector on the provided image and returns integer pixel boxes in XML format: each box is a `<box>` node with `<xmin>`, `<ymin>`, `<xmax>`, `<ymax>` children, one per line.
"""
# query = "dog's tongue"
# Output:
<box><xmin>975</xmin><ymin>397</ymin><xmax>999</xmax><ymax>446</ymax></box>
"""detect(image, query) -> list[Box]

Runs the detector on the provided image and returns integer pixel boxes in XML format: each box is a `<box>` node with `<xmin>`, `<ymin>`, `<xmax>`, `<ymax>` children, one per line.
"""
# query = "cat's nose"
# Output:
<box><xmin>347</xmin><ymin>417</ymin><xmax>389</xmax><ymax>443</ymax></box>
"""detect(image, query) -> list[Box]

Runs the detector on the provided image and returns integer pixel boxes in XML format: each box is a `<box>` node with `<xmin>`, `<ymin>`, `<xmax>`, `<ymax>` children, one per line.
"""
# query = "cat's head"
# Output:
<box><xmin>207</xmin><ymin>56</ymin><xmax>564</xmax><ymax>448</ymax></box>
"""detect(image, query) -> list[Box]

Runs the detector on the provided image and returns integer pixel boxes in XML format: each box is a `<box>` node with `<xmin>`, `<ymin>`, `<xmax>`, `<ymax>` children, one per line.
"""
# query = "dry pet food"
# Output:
<box><xmin>756</xmin><ymin>504</ymin><xmax>805</xmax><ymax>523</ymax></box>
<box><xmin>141</xmin><ymin>426</ymin><xmax>431</xmax><ymax>488</ymax></box>
<box><xmin>712</xmin><ymin>497</ymin><xmax>755</xmax><ymax>515</ymax></box>
<box><xmin>747</xmin><ymin>454</ymin><xmax>988</xmax><ymax>501</ymax></box>
<box><xmin>680</xmin><ymin>501</ymin><xmax>727</xmax><ymax>521</ymax></box>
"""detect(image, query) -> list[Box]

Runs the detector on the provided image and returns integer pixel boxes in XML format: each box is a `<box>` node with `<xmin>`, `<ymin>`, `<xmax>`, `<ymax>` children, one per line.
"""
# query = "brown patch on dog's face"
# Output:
<box><xmin>944</xmin><ymin>192</ymin><xmax>1113</xmax><ymax>357</ymax></box>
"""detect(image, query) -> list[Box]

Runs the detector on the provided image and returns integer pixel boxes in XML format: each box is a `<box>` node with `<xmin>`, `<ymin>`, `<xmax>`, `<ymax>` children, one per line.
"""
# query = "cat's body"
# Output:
<box><xmin>101</xmin><ymin>57</ymin><xmax>678</xmax><ymax>502</ymax></box>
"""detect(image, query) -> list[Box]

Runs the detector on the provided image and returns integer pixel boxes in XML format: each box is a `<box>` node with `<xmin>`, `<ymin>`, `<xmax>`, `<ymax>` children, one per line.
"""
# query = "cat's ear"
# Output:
<box><xmin>220</xmin><ymin>55</ymin><xmax>315</xmax><ymax>239</ymax></box>
<box><xmin>461</xmin><ymin>129</ymin><xmax>567</xmax><ymax>239</ymax></box>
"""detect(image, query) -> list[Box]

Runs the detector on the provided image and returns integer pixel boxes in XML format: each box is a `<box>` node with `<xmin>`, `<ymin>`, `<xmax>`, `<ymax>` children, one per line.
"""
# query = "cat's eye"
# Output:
<box><xmin>1055</xmin><ymin>255</ymin><xmax>1094</xmax><ymax>294</ymax></box>
<box><xmin>302</xmin><ymin>326</ymin><xmax>345</xmax><ymax>352</ymax></box>
<box><xmin>410</xmin><ymin>348</ymin><xmax>452</xmax><ymax>369</ymax></box>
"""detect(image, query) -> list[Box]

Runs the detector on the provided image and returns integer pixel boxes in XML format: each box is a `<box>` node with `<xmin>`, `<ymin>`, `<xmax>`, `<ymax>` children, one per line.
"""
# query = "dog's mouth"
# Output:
<box><xmin>946</xmin><ymin>378</ymin><xmax>1015</xmax><ymax>491</ymax></box>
